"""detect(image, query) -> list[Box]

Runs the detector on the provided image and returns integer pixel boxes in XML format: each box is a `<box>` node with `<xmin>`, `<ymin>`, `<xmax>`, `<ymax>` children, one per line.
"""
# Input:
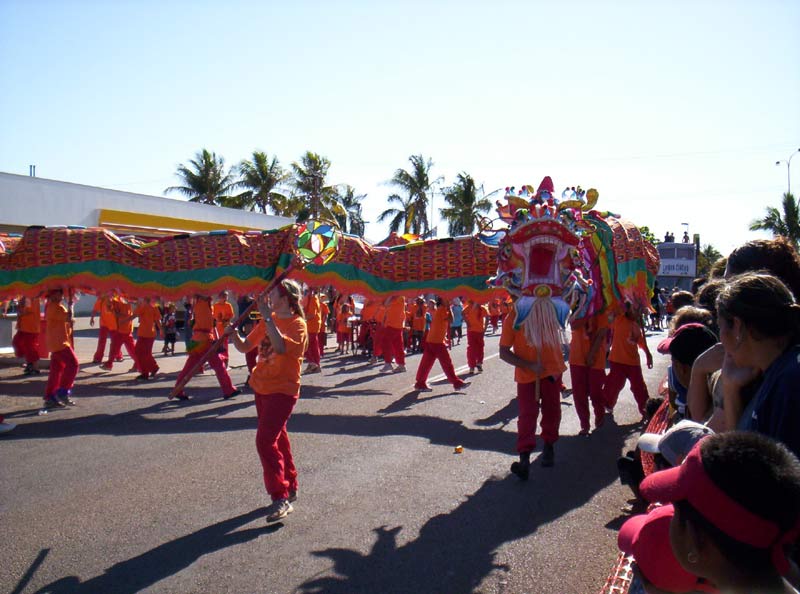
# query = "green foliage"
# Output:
<box><xmin>439</xmin><ymin>173</ymin><xmax>492</xmax><ymax>236</ymax></box>
<box><xmin>165</xmin><ymin>149</ymin><xmax>238</xmax><ymax>205</ymax></box>
<box><xmin>236</xmin><ymin>151</ymin><xmax>290</xmax><ymax>215</ymax></box>
<box><xmin>377</xmin><ymin>193</ymin><xmax>415</xmax><ymax>235</ymax></box>
<box><xmin>749</xmin><ymin>193</ymin><xmax>799</xmax><ymax>247</ymax></box>
<box><xmin>638</xmin><ymin>225</ymin><xmax>659</xmax><ymax>246</ymax></box>
<box><xmin>290</xmin><ymin>151</ymin><xmax>341</xmax><ymax>222</ymax></box>
<box><xmin>696</xmin><ymin>244</ymin><xmax>724</xmax><ymax>277</ymax></box>
<box><xmin>386</xmin><ymin>154</ymin><xmax>442</xmax><ymax>236</ymax></box>
<box><xmin>334</xmin><ymin>185</ymin><xmax>366</xmax><ymax>236</ymax></box>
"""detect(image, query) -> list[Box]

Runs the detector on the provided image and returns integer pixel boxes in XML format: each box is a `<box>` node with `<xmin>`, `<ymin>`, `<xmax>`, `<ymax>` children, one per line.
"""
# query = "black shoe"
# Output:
<box><xmin>510</xmin><ymin>452</ymin><xmax>531</xmax><ymax>481</ymax></box>
<box><xmin>224</xmin><ymin>389</ymin><xmax>241</xmax><ymax>400</ymax></box>
<box><xmin>540</xmin><ymin>443</ymin><xmax>555</xmax><ymax>467</ymax></box>
<box><xmin>135</xmin><ymin>374</ymin><xmax>149</xmax><ymax>381</ymax></box>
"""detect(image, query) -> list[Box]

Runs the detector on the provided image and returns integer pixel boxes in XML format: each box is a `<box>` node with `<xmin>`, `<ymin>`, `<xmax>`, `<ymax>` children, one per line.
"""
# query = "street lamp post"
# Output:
<box><xmin>776</xmin><ymin>148</ymin><xmax>800</xmax><ymax>195</ymax></box>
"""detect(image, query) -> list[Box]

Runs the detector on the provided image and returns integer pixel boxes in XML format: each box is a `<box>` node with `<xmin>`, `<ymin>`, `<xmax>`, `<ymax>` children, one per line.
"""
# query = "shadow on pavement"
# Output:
<box><xmin>25</xmin><ymin>509</ymin><xmax>277</xmax><ymax>594</ymax></box>
<box><xmin>298</xmin><ymin>430</ymin><xmax>630</xmax><ymax>593</ymax></box>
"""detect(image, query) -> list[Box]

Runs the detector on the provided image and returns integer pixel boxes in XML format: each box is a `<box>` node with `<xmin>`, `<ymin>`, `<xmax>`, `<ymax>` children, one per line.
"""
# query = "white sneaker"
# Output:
<box><xmin>0</xmin><ymin>421</ymin><xmax>16</xmax><ymax>434</ymax></box>
<box><xmin>265</xmin><ymin>498</ymin><xmax>293</xmax><ymax>523</ymax></box>
<box><xmin>380</xmin><ymin>363</ymin><xmax>394</xmax><ymax>373</ymax></box>
<box><xmin>394</xmin><ymin>365</ymin><xmax>407</xmax><ymax>373</ymax></box>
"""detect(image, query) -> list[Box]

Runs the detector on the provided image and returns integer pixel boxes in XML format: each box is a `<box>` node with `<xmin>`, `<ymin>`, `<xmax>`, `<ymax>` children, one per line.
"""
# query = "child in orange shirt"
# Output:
<box><xmin>44</xmin><ymin>289</ymin><xmax>79</xmax><ymax>408</ymax></box>
<box><xmin>381</xmin><ymin>295</ymin><xmax>407</xmax><ymax>372</ymax></box>
<box><xmin>410</xmin><ymin>297</ymin><xmax>426</xmax><ymax>354</ymax></box>
<box><xmin>302</xmin><ymin>288</ymin><xmax>322</xmax><ymax>373</ymax></box>
<box><xmin>335</xmin><ymin>303</ymin><xmax>351</xmax><ymax>354</ymax></box>
<box><xmin>133</xmin><ymin>297</ymin><xmax>162</xmax><ymax>380</ymax></box>
<box><xmin>213</xmin><ymin>291</ymin><xmax>235</xmax><ymax>365</ymax></box>
<box><xmin>91</xmin><ymin>293</ymin><xmax>120</xmax><ymax>363</ymax></box>
<box><xmin>13</xmin><ymin>296</ymin><xmax>42</xmax><ymax>375</ymax></box>
<box><xmin>464</xmin><ymin>300</ymin><xmax>489</xmax><ymax>373</ymax></box>
<box><xmin>568</xmin><ymin>313</ymin><xmax>609</xmax><ymax>435</ymax></box>
<box><xmin>602</xmin><ymin>301</ymin><xmax>653</xmax><ymax>418</ymax></box>
<box><xmin>226</xmin><ymin>279</ymin><xmax>308</xmax><ymax>523</ymax></box>
<box><xmin>101</xmin><ymin>296</ymin><xmax>139</xmax><ymax>372</ymax></box>
<box><xmin>414</xmin><ymin>297</ymin><xmax>469</xmax><ymax>391</ymax></box>
<box><xmin>318</xmin><ymin>298</ymin><xmax>330</xmax><ymax>358</ymax></box>
<box><xmin>488</xmin><ymin>299</ymin><xmax>501</xmax><ymax>334</ymax></box>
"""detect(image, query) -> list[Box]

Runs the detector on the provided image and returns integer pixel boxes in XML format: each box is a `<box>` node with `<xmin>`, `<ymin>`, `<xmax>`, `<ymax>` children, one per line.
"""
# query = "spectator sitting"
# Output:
<box><xmin>717</xmin><ymin>273</ymin><xmax>800</xmax><ymax>458</ymax></box>
<box><xmin>640</xmin><ymin>432</ymin><xmax>800</xmax><ymax>594</ymax></box>
<box><xmin>657</xmin><ymin>323</ymin><xmax>718</xmax><ymax>419</ymax></box>
<box><xmin>670</xmin><ymin>291</ymin><xmax>695</xmax><ymax>314</ymax></box>
<box><xmin>669</xmin><ymin>306</ymin><xmax>715</xmax><ymax>336</ymax></box>
<box><xmin>725</xmin><ymin>237</ymin><xmax>800</xmax><ymax>300</ymax></box>
<box><xmin>695</xmin><ymin>279</ymin><xmax>726</xmax><ymax>335</ymax></box>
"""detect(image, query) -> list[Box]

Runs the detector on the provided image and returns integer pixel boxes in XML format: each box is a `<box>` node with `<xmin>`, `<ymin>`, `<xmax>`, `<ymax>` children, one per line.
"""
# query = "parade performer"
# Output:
<box><xmin>226</xmin><ymin>279</ymin><xmax>308</xmax><ymax>523</ymax></box>
<box><xmin>381</xmin><ymin>294</ymin><xmax>407</xmax><ymax>372</ymax></box>
<box><xmin>335</xmin><ymin>302</ymin><xmax>351</xmax><ymax>354</ymax></box>
<box><xmin>213</xmin><ymin>291</ymin><xmax>235</xmax><ymax>365</ymax></box>
<box><xmin>101</xmin><ymin>295</ymin><xmax>140</xmax><ymax>373</ymax></box>
<box><xmin>302</xmin><ymin>288</ymin><xmax>322</xmax><ymax>373</ymax></box>
<box><xmin>171</xmin><ymin>295</ymin><xmax>239</xmax><ymax>401</ymax></box>
<box><xmin>464</xmin><ymin>299</ymin><xmax>488</xmax><ymax>373</ymax></box>
<box><xmin>568</xmin><ymin>312</ymin><xmax>609</xmax><ymax>435</ymax></box>
<box><xmin>488</xmin><ymin>299</ymin><xmax>501</xmax><ymax>334</ymax></box>
<box><xmin>90</xmin><ymin>292</ymin><xmax>120</xmax><ymax>363</ymax></box>
<box><xmin>133</xmin><ymin>296</ymin><xmax>162</xmax><ymax>380</ymax></box>
<box><xmin>318</xmin><ymin>296</ymin><xmax>329</xmax><ymax>358</ymax></box>
<box><xmin>44</xmin><ymin>289</ymin><xmax>78</xmax><ymax>407</ymax></box>
<box><xmin>12</xmin><ymin>296</ymin><xmax>41</xmax><ymax>375</ymax></box>
<box><xmin>414</xmin><ymin>297</ymin><xmax>469</xmax><ymax>391</ymax></box>
<box><xmin>602</xmin><ymin>301</ymin><xmax>653</xmax><ymax>419</ymax></box>
<box><xmin>410</xmin><ymin>297</ymin><xmax>426</xmax><ymax>354</ymax></box>
<box><xmin>161</xmin><ymin>302</ymin><xmax>177</xmax><ymax>355</ymax></box>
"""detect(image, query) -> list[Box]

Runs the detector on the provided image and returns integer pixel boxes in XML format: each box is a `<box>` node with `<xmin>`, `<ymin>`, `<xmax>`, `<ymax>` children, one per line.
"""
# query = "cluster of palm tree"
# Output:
<box><xmin>165</xmin><ymin>149</ymin><xmax>365</xmax><ymax>236</ymax></box>
<box><xmin>750</xmin><ymin>192</ymin><xmax>799</xmax><ymax>247</ymax></box>
<box><xmin>166</xmin><ymin>150</ymin><xmax>494</xmax><ymax>239</ymax></box>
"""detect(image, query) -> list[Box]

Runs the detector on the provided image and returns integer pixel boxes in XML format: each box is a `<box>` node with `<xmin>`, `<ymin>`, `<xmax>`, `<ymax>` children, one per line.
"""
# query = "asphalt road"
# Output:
<box><xmin>0</xmin><ymin>319</ymin><xmax>669</xmax><ymax>594</ymax></box>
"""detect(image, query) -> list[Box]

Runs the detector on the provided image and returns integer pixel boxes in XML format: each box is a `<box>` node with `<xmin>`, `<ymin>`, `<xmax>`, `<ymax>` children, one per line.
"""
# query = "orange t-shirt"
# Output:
<box><xmin>304</xmin><ymin>295</ymin><xmax>322</xmax><ymax>334</ymax></box>
<box><xmin>212</xmin><ymin>301</ymin><xmax>235</xmax><ymax>335</ymax></box>
<box><xmin>608</xmin><ymin>314</ymin><xmax>645</xmax><ymax>366</ymax></box>
<box><xmin>426</xmin><ymin>307</ymin><xmax>450</xmax><ymax>344</ymax></box>
<box><xmin>98</xmin><ymin>297</ymin><xmax>118</xmax><ymax>331</ymax></box>
<box><xmin>247</xmin><ymin>315</ymin><xmax>308</xmax><ymax>397</ymax></box>
<box><xmin>384</xmin><ymin>297</ymin><xmax>406</xmax><ymax>329</ymax></box>
<box><xmin>373</xmin><ymin>304</ymin><xmax>386</xmax><ymax>326</ymax></box>
<box><xmin>45</xmin><ymin>301</ymin><xmax>71</xmax><ymax>353</ymax></box>
<box><xmin>136</xmin><ymin>303</ymin><xmax>161</xmax><ymax>338</ymax></box>
<box><xmin>412</xmin><ymin>307</ymin><xmax>426</xmax><ymax>332</ymax></box>
<box><xmin>569</xmin><ymin>314</ymin><xmax>609</xmax><ymax>370</ymax></box>
<box><xmin>319</xmin><ymin>301</ymin><xmax>330</xmax><ymax>329</ymax></box>
<box><xmin>192</xmin><ymin>300</ymin><xmax>215</xmax><ymax>342</ymax></box>
<box><xmin>500</xmin><ymin>320</ymin><xmax>566</xmax><ymax>383</ymax></box>
<box><xmin>360</xmin><ymin>301</ymin><xmax>377</xmax><ymax>322</ymax></box>
<box><xmin>336</xmin><ymin>311</ymin><xmax>350</xmax><ymax>333</ymax></box>
<box><xmin>115</xmin><ymin>300</ymin><xmax>134</xmax><ymax>335</ymax></box>
<box><xmin>18</xmin><ymin>299</ymin><xmax>41</xmax><ymax>333</ymax></box>
<box><xmin>464</xmin><ymin>303</ymin><xmax>488</xmax><ymax>332</ymax></box>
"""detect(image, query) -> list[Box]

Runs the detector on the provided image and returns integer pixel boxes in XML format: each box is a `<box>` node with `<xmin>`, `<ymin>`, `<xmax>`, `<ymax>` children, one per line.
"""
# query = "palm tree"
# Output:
<box><xmin>749</xmin><ymin>192</ymin><xmax>800</xmax><ymax>247</ymax></box>
<box><xmin>439</xmin><ymin>173</ymin><xmax>492</xmax><ymax>236</ymax></box>
<box><xmin>290</xmin><ymin>151</ymin><xmax>340</xmax><ymax>221</ymax></box>
<box><xmin>377</xmin><ymin>193</ymin><xmax>416</xmax><ymax>234</ymax></box>
<box><xmin>387</xmin><ymin>154</ymin><xmax>442</xmax><ymax>236</ymax></box>
<box><xmin>334</xmin><ymin>185</ymin><xmax>366</xmax><ymax>236</ymax></box>
<box><xmin>165</xmin><ymin>149</ymin><xmax>238</xmax><ymax>206</ymax></box>
<box><xmin>697</xmin><ymin>244</ymin><xmax>724</xmax><ymax>277</ymax></box>
<box><xmin>236</xmin><ymin>151</ymin><xmax>290</xmax><ymax>215</ymax></box>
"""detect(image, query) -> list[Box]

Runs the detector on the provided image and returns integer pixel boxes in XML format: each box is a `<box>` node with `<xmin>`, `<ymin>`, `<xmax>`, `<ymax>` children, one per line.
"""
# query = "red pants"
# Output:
<box><xmin>12</xmin><ymin>331</ymin><xmax>40</xmax><ymax>364</ymax></box>
<box><xmin>603</xmin><ymin>361</ymin><xmax>649</xmax><ymax>414</ymax></box>
<box><xmin>415</xmin><ymin>342</ymin><xmax>462</xmax><ymax>387</ymax></box>
<box><xmin>372</xmin><ymin>324</ymin><xmax>384</xmax><ymax>357</ymax></box>
<box><xmin>174</xmin><ymin>343</ymin><xmax>235</xmax><ymax>396</ymax></box>
<box><xmin>466</xmin><ymin>330</ymin><xmax>484</xmax><ymax>368</ymax></box>
<box><xmin>46</xmin><ymin>347</ymin><xmax>79</xmax><ymax>398</ymax></box>
<box><xmin>245</xmin><ymin>347</ymin><xmax>258</xmax><ymax>373</ymax></box>
<box><xmin>382</xmin><ymin>326</ymin><xmax>406</xmax><ymax>365</ymax></box>
<box><xmin>254</xmin><ymin>392</ymin><xmax>298</xmax><ymax>501</ymax></box>
<box><xmin>304</xmin><ymin>333</ymin><xmax>321</xmax><ymax>365</ymax></box>
<box><xmin>134</xmin><ymin>336</ymin><xmax>158</xmax><ymax>376</ymax></box>
<box><xmin>490</xmin><ymin>315</ymin><xmax>500</xmax><ymax>331</ymax></box>
<box><xmin>516</xmin><ymin>377</ymin><xmax>561</xmax><ymax>453</ymax></box>
<box><xmin>569</xmin><ymin>365</ymin><xmax>606</xmax><ymax>432</ymax></box>
<box><xmin>93</xmin><ymin>325</ymin><xmax>111</xmax><ymax>361</ymax></box>
<box><xmin>318</xmin><ymin>332</ymin><xmax>325</xmax><ymax>358</ymax></box>
<box><xmin>106</xmin><ymin>331</ymin><xmax>138</xmax><ymax>370</ymax></box>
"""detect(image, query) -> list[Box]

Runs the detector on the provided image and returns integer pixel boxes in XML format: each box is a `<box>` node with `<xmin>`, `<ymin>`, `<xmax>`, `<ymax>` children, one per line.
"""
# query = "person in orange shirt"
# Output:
<box><xmin>302</xmin><ymin>288</ymin><xmax>322</xmax><ymax>373</ymax></box>
<box><xmin>100</xmin><ymin>295</ymin><xmax>139</xmax><ymax>372</ymax></box>
<box><xmin>464</xmin><ymin>300</ymin><xmax>489</xmax><ymax>373</ymax></box>
<box><xmin>409</xmin><ymin>297</ymin><xmax>427</xmax><ymax>354</ymax></box>
<box><xmin>335</xmin><ymin>303</ymin><xmax>351</xmax><ymax>354</ymax></box>
<box><xmin>381</xmin><ymin>295</ymin><xmax>407</xmax><ymax>372</ymax></box>
<box><xmin>414</xmin><ymin>296</ymin><xmax>469</xmax><ymax>391</ymax></box>
<box><xmin>13</xmin><ymin>296</ymin><xmax>42</xmax><ymax>375</ymax></box>
<box><xmin>91</xmin><ymin>293</ymin><xmax>120</xmax><ymax>363</ymax></box>
<box><xmin>318</xmin><ymin>297</ymin><xmax>330</xmax><ymax>358</ymax></box>
<box><xmin>133</xmin><ymin>297</ymin><xmax>162</xmax><ymax>380</ymax></box>
<box><xmin>213</xmin><ymin>291</ymin><xmax>235</xmax><ymax>366</ymax></box>
<box><xmin>226</xmin><ymin>279</ymin><xmax>308</xmax><ymax>523</ymax></box>
<box><xmin>500</xmin><ymin>300</ymin><xmax>567</xmax><ymax>473</ymax></box>
<box><xmin>171</xmin><ymin>295</ymin><xmax>239</xmax><ymax>401</ymax></box>
<box><xmin>357</xmin><ymin>298</ymin><xmax>377</xmax><ymax>355</ymax></box>
<box><xmin>371</xmin><ymin>301</ymin><xmax>386</xmax><ymax>362</ymax></box>
<box><xmin>44</xmin><ymin>289</ymin><xmax>79</xmax><ymax>408</ymax></box>
<box><xmin>488</xmin><ymin>299</ymin><xmax>501</xmax><ymax>334</ymax></box>
<box><xmin>568</xmin><ymin>313</ymin><xmax>609</xmax><ymax>435</ymax></box>
<box><xmin>602</xmin><ymin>301</ymin><xmax>653</xmax><ymax>418</ymax></box>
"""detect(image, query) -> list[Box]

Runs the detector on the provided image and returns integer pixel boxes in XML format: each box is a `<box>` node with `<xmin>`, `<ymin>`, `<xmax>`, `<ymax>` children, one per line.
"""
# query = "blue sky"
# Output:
<box><xmin>2</xmin><ymin>0</ymin><xmax>798</xmax><ymax>255</ymax></box>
